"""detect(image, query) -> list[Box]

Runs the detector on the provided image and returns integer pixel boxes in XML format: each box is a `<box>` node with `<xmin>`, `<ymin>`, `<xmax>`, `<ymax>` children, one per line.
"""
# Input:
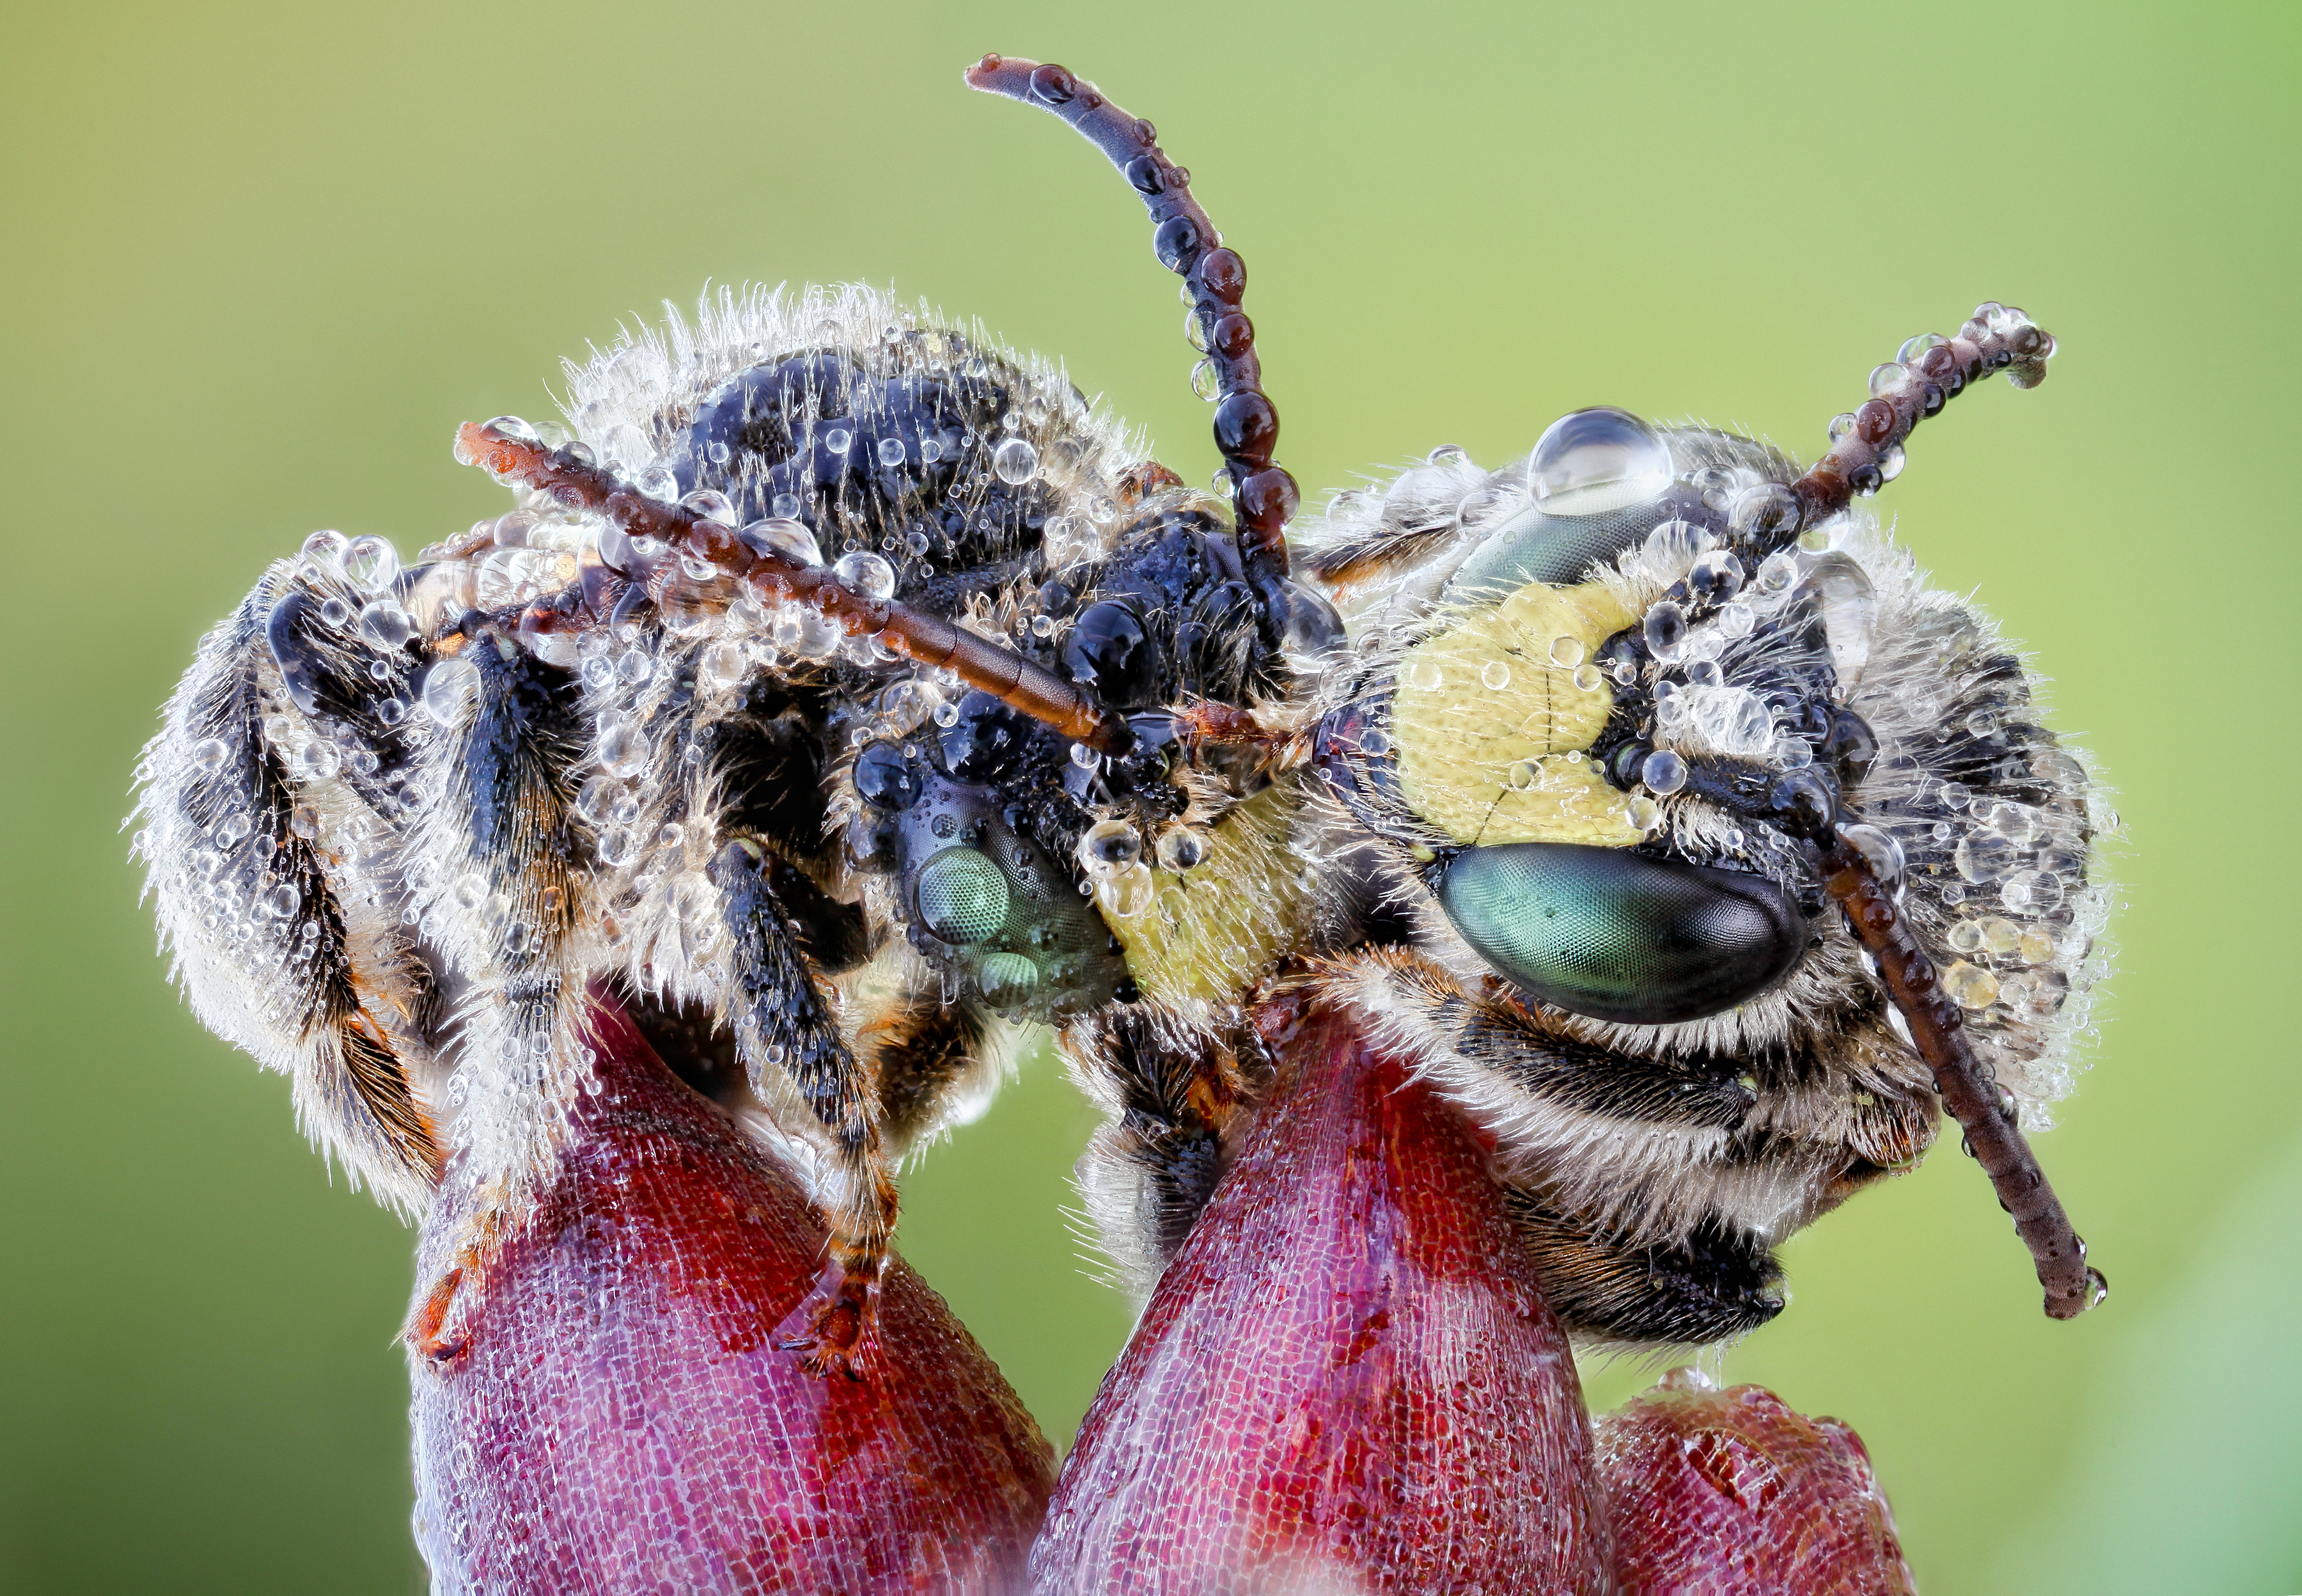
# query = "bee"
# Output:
<box><xmin>132</xmin><ymin>48</ymin><xmax>2107</xmax><ymax>1399</ymax></box>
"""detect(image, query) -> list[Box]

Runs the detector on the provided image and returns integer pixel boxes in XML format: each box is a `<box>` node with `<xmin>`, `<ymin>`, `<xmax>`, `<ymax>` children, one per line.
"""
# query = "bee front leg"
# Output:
<box><xmin>710</xmin><ymin>838</ymin><xmax>893</xmax><ymax>1380</ymax></box>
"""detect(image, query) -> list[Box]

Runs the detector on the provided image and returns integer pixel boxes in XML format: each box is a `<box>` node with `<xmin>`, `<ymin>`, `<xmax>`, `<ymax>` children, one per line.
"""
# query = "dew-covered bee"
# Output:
<box><xmin>133</xmin><ymin>49</ymin><xmax>2109</xmax><ymax>1389</ymax></box>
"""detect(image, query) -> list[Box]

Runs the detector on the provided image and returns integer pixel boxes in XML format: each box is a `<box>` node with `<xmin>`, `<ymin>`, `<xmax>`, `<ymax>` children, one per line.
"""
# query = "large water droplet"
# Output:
<box><xmin>1525</xmin><ymin>407</ymin><xmax>1672</xmax><ymax>516</ymax></box>
<box><xmin>992</xmin><ymin>436</ymin><xmax>1040</xmax><ymax>485</ymax></box>
<box><xmin>422</xmin><ymin>657</ymin><xmax>480</xmax><ymax>723</ymax></box>
<box><xmin>698</xmin><ymin>641</ymin><xmax>747</xmax><ymax>692</ymax></box>
<box><xmin>680</xmin><ymin>489</ymin><xmax>736</xmax><ymax>524</ymax></box>
<box><xmin>599</xmin><ymin>717</ymin><xmax>649</xmax><ymax>778</ymax></box>
<box><xmin>833</xmin><ymin>550</ymin><xmax>896</xmax><ymax>600</ymax></box>
<box><xmin>343</xmin><ymin>535</ymin><xmax>400</xmax><ymax>591</ymax></box>
<box><xmin>1954</xmin><ymin>828</ymin><xmax>2017</xmax><ymax>883</ymax></box>
<box><xmin>1790</xmin><ymin>552</ymin><xmax>1877</xmax><ymax>687</ymax></box>
<box><xmin>740</xmin><ymin>517</ymin><xmax>820</xmax><ymax>567</ymax></box>
<box><xmin>357</xmin><ymin>600</ymin><xmax>416</xmax><ymax>651</ymax></box>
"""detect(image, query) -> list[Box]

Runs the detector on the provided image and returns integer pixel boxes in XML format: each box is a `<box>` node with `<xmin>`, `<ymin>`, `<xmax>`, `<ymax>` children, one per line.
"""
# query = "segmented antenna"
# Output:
<box><xmin>1819</xmin><ymin>829</ymin><xmax>2105</xmax><ymax>1320</ymax></box>
<box><xmin>964</xmin><ymin>54</ymin><xmax>1296</xmax><ymax>580</ymax></box>
<box><xmin>1726</xmin><ymin>306</ymin><xmax>2057</xmax><ymax>555</ymax></box>
<box><xmin>453</xmin><ymin>422</ymin><xmax>1137</xmax><ymax>757</ymax></box>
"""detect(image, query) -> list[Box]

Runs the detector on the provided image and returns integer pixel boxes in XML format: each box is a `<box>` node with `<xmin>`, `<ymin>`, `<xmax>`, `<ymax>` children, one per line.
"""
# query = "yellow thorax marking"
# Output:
<box><xmin>1391</xmin><ymin>579</ymin><xmax>1643</xmax><ymax>848</ymax></box>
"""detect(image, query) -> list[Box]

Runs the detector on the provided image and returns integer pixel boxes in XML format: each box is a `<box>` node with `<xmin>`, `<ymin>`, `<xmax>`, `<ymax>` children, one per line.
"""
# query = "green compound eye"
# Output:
<box><xmin>1436</xmin><ymin>842</ymin><xmax>1805</xmax><ymax>1026</ymax></box>
<box><xmin>914</xmin><ymin>847</ymin><xmax>1010</xmax><ymax>946</ymax></box>
<box><xmin>976</xmin><ymin>951</ymin><xmax>1040</xmax><ymax>1006</ymax></box>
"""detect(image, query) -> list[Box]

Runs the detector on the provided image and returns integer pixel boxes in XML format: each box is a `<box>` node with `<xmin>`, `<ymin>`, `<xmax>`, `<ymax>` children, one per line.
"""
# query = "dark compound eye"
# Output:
<box><xmin>1061</xmin><ymin>600</ymin><xmax>1163</xmax><ymax>706</ymax></box>
<box><xmin>913</xmin><ymin>847</ymin><xmax>1010</xmax><ymax>946</ymax></box>
<box><xmin>1436</xmin><ymin>842</ymin><xmax>1805</xmax><ymax>1026</ymax></box>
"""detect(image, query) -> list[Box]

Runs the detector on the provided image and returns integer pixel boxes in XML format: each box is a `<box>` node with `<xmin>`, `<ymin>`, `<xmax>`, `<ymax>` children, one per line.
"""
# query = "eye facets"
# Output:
<box><xmin>1436</xmin><ymin>842</ymin><xmax>1805</xmax><ymax>1025</ymax></box>
<box><xmin>915</xmin><ymin>847</ymin><xmax>1011</xmax><ymax>945</ymax></box>
<box><xmin>1525</xmin><ymin>407</ymin><xmax>1673</xmax><ymax>516</ymax></box>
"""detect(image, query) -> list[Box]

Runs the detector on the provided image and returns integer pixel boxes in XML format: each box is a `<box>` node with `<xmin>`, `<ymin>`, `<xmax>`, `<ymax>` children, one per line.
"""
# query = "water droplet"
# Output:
<box><xmin>1791</xmin><ymin>552</ymin><xmax>1877</xmax><ymax>685</ymax></box>
<box><xmin>487</xmin><ymin>415</ymin><xmax>540</xmax><ymax>442</ymax></box>
<box><xmin>1572</xmin><ymin>663</ymin><xmax>1603</xmax><ymax>692</ymax></box>
<box><xmin>1627</xmin><ymin>796</ymin><xmax>1662</xmax><ymax>831</ymax></box>
<box><xmin>1095</xmin><ymin>861</ymin><xmax>1155</xmax><ymax>919</ymax></box>
<box><xmin>1688</xmin><ymin>684</ymin><xmax>1774</xmax><ymax>755</ymax></box>
<box><xmin>357</xmin><ymin>600</ymin><xmax>416</xmax><ymax>651</ymax></box>
<box><xmin>599</xmin><ymin>718</ymin><xmax>649</xmax><ymax>778</ymax></box>
<box><xmin>1403</xmin><ymin>655</ymin><xmax>1444</xmax><ymax>691</ymax></box>
<box><xmin>824</xmin><ymin>426</ymin><xmax>852</xmax><ymax>456</ymax></box>
<box><xmin>833</xmin><ymin>550</ymin><xmax>896</xmax><ymax>600</ymax></box>
<box><xmin>1727</xmin><ymin>482</ymin><xmax>1802</xmax><ymax>541</ymax></box>
<box><xmin>318</xmin><ymin>597</ymin><xmax>352</xmax><ymax>629</ymax></box>
<box><xmin>699</xmin><ymin>641</ymin><xmax>747</xmax><ymax>692</ymax></box>
<box><xmin>1868</xmin><ymin>364</ymin><xmax>1909</xmax><ymax>398</ymax></box>
<box><xmin>343</xmin><ymin>535</ymin><xmax>400</xmax><ymax>591</ymax></box>
<box><xmin>1755</xmin><ymin>552</ymin><xmax>1797</xmax><ymax>593</ymax></box>
<box><xmin>1480</xmin><ymin>659</ymin><xmax>1511</xmax><ymax>690</ymax></box>
<box><xmin>992</xmin><ymin>436</ymin><xmax>1040</xmax><ymax>485</ymax></box>
<box><xmin>1688</xmin><ymin>551</ymin><xmax>1744</xmax><ymax>600</ymax></box>
<box><xmin>1827</xmin><ymin>412</ymin><xmax>1858</xmax><ymax>443</ymax></box>
<box><xmin>636</xmin><ymin>465</ymin><xmax>680</xmax><ymax>501</ymax></box>
<box><xmin>192</xmin><ymin>736</ymin><xmax>228</xmax><ymax>773</ymax></box>
<box><xmin>1942</xmin><ymin>960</ymin><xmax>2000</xmax><ymax>1010</ymax></box>
<box><xmin>1643</xmin><ymin>600</ymin><xmax>1687</xmax><ymax>661</ymax></box>
<box><xmin>575</xmin><ymin>774</ymin><xmax>619</xmax><ymax>822</ymax></box>
<box><xmin>680</xmin><ymin>489</ymin><xmax>735</xmax><ymax>524</ymax></box>
<box><xmin>1155</xmin><ymin>828</ymin><xmax>1208</xmax><ymax>872</ymax></box>
<box><xmin>1525</xmin><ymin>407</ymin><xmax>1672</xmax><ymax>515</ymax></box>
<box><xmin>1954</xmin><ymin>828</ymin><xmax>2017</xmax><ymax>883</ymax></box>
<box><xmin>740</xmin><ymin>517</ymin><xmax>820</xmax><ymax>570</ymax></box>
<box><xmin>1641</xmin><ymin>749</ymin><xmax>1687</xmax><ymax>795</ymax></box>
<box><xmin>423</xmin><ymin>657</ymin><xmax>480</xmax><ymax>723</ymax></box>
<box><xmin>1507</xmin><ymin>759</ymin><xmax>1539</xmax><ymax>791</ymax></box>
<box><xmin>1840</xmin><ymin>822</ymin><xmax>1907</xmax><ymax>895</ymax></box>
<box><xmin>1079</xmin><ymin>818</ymin><xmax>1143</xmax><ymax>876</ymax></box>
<box><xmin>597</xmin><ymin>826</ymin><xmax>636</xmax><ymax>866</ymax></box>
<box><xmin>375</xmin><ymin>697</ymin><xmax>406</xmax><ymax>727</ymax></box>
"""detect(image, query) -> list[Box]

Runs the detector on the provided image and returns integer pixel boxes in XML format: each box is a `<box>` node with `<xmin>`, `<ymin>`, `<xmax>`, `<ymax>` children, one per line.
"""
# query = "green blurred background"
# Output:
<box><xmin>3</xmin><ymin>2</ymin><xmax>2293</xmax><ymax>1590</ymax></box>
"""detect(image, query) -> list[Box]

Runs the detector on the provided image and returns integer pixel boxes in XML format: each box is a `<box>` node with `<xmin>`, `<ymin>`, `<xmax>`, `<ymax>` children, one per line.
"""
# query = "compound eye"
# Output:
<box><xmin>1449</xmin><ymin>409</ymin><xmax>1682</xmax><ymax>595</ymax></box>
<box><xmin>913</xmin><ymin>847</ymin><xmax>1010</xmax><ymax>945</ymax></box>
<box><xmin>1436</xmin><ymin>842</ymin><xmax>1805</xmax><ymax>1025</ymax></box>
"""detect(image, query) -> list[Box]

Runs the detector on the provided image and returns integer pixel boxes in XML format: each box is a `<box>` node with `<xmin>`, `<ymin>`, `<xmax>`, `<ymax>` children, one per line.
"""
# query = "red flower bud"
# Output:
<box><xmin>1596</xmin><ymin>1372</ymin><xmax>1916</xmax><ymax>1593</ymax></box>
<box><xmin>1032</xmin><ymin>995</ymin><xmax>1613</xmax><ymax>1592</ymax></box>
<box><xmin>409</xmin><ymin>987</ymin><xmax>1053</xmax><ymax>1592</ymax></box>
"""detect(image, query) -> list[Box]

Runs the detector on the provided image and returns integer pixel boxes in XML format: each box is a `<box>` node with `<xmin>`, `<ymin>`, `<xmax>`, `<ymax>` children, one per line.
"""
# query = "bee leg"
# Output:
<box><xmin>865</xmin><ymin>989</ymin><xmax>995</xmax><ymax>1150</ymax></box>
<box><xmin>1504</xmin><ymin>1196</ymin><xmax>1786</xmax><ymax>1345</ymax></box>
<box><xmin>136</xmin><ymin>561</ymin><xmax>441</xmax><ymax>1209</ymax></box>
<box><xmin>403</xmin><ymin>632</ymin><xmax>589</xmax><ymax>1335</ymax></box>
<box><xmin>709</xmin><ymin>839</ymin><xmax>891</xmax><ymax>1380</ymax></box>
<box><xmin>1067</xmin><ymin>1010</ymin><xmax>1244</xmax><ymax>1294</ymax></box>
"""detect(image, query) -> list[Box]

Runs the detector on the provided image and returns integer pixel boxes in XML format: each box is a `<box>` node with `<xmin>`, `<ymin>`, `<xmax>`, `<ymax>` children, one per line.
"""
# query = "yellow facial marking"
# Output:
<box><xmin>1390</xmin><ymin>579</ymin><xmax>1645</xmax><ymax>848</ymax></box>
<box><xmin>1105</xmin><ymin>781</ymin><xmax>1310</xmax><ymax>1008</ymax></box>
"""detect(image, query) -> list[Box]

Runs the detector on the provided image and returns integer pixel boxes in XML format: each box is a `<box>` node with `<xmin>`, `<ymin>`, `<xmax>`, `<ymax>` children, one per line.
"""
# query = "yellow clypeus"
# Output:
<box><xmin>1390</xmin><ymin>579</ymin><xmax>1644</xmax><ymax>848</ymax></box>
<box><xmin>1106</xmin><ymin>780</ymin><xmax>1311</xmax><ymax>1010</ymax></box>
